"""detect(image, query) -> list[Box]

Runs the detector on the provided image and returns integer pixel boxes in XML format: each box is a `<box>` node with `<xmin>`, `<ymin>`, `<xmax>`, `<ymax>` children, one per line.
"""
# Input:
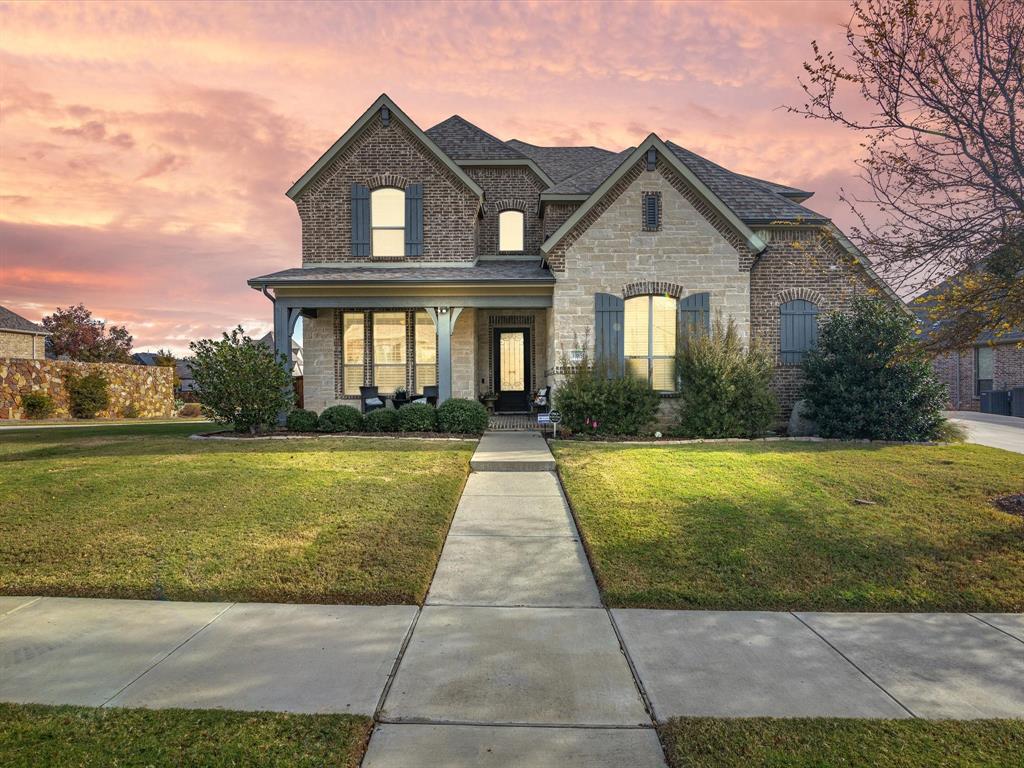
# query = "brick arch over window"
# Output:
<box><xmin>366</xmin><ymin>173</ymin><xmax>410</xmax><ymax>191</ymax></box>
<box><xmin>489</xmin><ymin>198</ymin><xmax>529</xmax><ymax>215</ymax></box>
<box><xmin>622</xmin><ymin>281</ymin><xmax>685</xmax><ymax>300</ymax></box>
<box><xmin>774</xmin><ymin>287</ymin><xmax>825</xmax><ymax>307</ymax></box>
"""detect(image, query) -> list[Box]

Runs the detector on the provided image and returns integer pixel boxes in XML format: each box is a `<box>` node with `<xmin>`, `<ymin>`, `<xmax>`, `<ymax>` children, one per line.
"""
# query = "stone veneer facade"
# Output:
<box><xmin>0</xmin><ymin>358</ymin><xmax>174</xmax><ymax>419</ymax></box>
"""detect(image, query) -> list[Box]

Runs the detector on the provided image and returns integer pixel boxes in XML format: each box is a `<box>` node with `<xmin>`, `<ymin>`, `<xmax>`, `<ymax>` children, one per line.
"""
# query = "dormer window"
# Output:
<box><xmin>371</xmin><ymin>187</ymin><xmax>405</xmax><ymax>257</ymax></box>
<box><xmin>499</xmin><ymin>210</ymin><xmax>524</xmax><ymax>252</ymax></box>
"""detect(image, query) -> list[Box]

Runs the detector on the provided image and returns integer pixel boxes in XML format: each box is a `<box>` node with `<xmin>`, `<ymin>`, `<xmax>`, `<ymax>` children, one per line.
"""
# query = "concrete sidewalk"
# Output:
<box><xmin>947</xmin><ymin>410</ymin><xmax>1024</xmax><ymax>454</ymax></box>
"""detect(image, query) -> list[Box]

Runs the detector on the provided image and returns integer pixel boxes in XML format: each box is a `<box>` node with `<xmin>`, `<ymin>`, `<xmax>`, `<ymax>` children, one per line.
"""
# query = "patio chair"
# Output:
<box><xmin>417</xmin><ymin>385</ymin><xmax>438</xmax><ymax>407</ymax></box>
<box><xmin>360</xmin><ymin>386</ymin><xmax>385</xmax><ymax>413</ymax></box>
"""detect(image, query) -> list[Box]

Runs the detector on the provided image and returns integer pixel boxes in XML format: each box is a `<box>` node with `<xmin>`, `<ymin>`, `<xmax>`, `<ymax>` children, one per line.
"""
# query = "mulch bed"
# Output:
<box><xmin>993</xmin><ymin>493</ymin><xmax>1024</xmax><ymax>517</ymax></box>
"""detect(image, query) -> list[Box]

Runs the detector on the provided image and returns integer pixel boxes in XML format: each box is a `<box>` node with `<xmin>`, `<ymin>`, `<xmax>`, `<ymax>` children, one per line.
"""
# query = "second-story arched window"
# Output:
<box><xmin>371</xmin><ymin>187</ymin><xmax>405</xmax><ymax>257</ymax></box>
<box><xmin>498</xmin><ymin>210</ymin><xmax>524</xmax><ymax>252</ymax></box>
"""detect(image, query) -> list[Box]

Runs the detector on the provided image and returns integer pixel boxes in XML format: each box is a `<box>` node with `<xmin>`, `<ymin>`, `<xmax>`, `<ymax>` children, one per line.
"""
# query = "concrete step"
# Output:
<box><xmin>469</xmin><ymin>431</ymin><xmax>555</xmax><ymax>472</ymax></box>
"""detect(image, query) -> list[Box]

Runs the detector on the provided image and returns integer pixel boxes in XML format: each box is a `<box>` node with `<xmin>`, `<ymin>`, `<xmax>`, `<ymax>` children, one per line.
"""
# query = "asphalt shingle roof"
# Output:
<box><xmin>544</xmin><ymin>149</ymin><xmax>636</xmax><ymax>195</ymax></box>
<box><xmin>505</xmin><ymin>140</ymin><xmax>619</xmax><ymax>183</ymax></box>
<box><xmin>249</xmin><ymin>260</ymin><xmax>554</xmax><ymax>286</ymax></box>
<box><xmin>0</xmin><ymin>305</ymin><xmax>47</xmax><ymax>335</ymax></box>
<box><xmin>425</xmin><ymin>116</ymin><xmax>527</xmax><ymax>161</ymax></box>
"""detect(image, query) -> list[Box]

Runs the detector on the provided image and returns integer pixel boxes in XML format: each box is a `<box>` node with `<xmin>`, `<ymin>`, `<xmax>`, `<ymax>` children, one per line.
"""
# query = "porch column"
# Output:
<box><xmin>273</xmin><ymin>303</ymin><xmax>301</xmax><ymax>375</ymax></box>
<box><xmin>427</xmin><ymin>306</ymin><xmax>463</xmax><ymax>404</ymax></box>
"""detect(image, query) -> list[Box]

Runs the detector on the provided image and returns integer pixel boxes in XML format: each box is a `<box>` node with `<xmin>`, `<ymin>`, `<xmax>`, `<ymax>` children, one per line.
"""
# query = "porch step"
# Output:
<box><xmin>470</xmin><ymin>431</ymin><xmax>556</xmax><ymax>472</ymax></box>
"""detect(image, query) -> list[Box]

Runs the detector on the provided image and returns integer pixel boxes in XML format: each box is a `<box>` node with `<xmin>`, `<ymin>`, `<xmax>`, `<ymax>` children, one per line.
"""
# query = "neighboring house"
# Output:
<box><xmin>258</xmin><ymin>332</ymin><xmax>304</xmax><ymax>376</ymax></box>
<box><xmin>0</xmin><ymin>305</ymin><xmax>48</xmax><ymax>360</ymax></box>
<box><xmin>912</xmin><ymin>283</ymin><xmax>1024</xmax><ymax>412</ymax></box>
<box><xmin>248</xmin><ymin>94</ymin><xmax>899</xmax><ymax>417</ymax></box>
<box><xmin>132</xmin><ymin>352</ymin><xmax>197</xmax><ymax>399</ymax></box>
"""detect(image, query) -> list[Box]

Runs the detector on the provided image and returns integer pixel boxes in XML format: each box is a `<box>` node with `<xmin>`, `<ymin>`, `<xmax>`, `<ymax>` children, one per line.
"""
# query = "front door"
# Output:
<box><xmin>493</xmin><ymin>328</ymin><xmax>530</xmax><ymax>412</ymax></box>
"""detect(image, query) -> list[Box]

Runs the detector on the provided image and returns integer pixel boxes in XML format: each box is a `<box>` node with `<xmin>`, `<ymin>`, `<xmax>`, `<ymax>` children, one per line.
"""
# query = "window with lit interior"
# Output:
<box><xmin>498</xmin><ymin>210</ymin><xmax>524</xmax><ymax>252</ymax></box>
<box><xmin>371</xmin><ymin>188</ymin><xmax>405</xmax><ymax>257</ymax></box>
<box><xmin>624</xmin><ymin>295</ymin><xmax>677</xmax><ymax>391</ymax></box>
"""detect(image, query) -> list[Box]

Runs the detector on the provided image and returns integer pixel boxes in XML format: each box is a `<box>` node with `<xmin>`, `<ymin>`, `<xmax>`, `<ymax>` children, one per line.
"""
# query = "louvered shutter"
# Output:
<box><xmin>351</xmin><ymin>184</ymin><xmax>370</xmax><ymax>257</ymax></box>
<box><xmin>405</xmin><ymin>184</ymin><xmax>423</xmax><ymax>257</ymax></box>
<box><xmin>643</xmin><ymin>195</ymin><xmax>658</xmax><ymax>230</ymax></box>
<box><xmin>780</xmin><ymin>299</ymin><xmax>818</xmax><ymax>364</ymax></box>
<box><xmin>594</xmin><ymin>293</ymin><xmax>625</xmax><ymax>378</ymax></box>
<box><xmin>678</xmin><ymin>292</ymin><xmax>710</xmax><ymax>340</ymax></box>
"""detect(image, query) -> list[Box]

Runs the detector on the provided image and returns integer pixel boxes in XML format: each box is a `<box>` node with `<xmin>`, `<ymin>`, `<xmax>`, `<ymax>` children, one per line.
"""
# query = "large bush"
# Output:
<box><xmin>22</xmin><ymin>392</ymin><xmax>55</xmax><ymax>419</ymax></box>
<box><xmin>397</xmin><ymin>403</ymin><xmax>437</xmax><ymax>432</ymax></box>
<box><xmin>553</xmin><ymin>350</ymin><xmax>660</xmax><ymax>436</ymax></box>
<box><xmin>801</xmin><ymin>296</ymin><xmax>948</xmax><ymax>441</ymax></box>
<box><xmin>317</xmin><ymin>405</ymin><xmax>364</xmax><ymax>432</ymax></box>
<box><xmin>285</xmin><ymin>408</ymin><xmax>319</xmax><ymax>432</ymax></box>
<box><xmin>365</xmin><ymin>408</ymin><xmax>400</xmax><ymax>432</ymax></box>
<box><xmin>66</xmin><ymin>372</ymin><xmax>110</xmax><ymax>418</ymax></box>
<box><xmin>189</xmin><ymin>327</ymin><xmax>293</xmax><ymax>434</ymax></box>
<box><xmin>674</xmin><ymin>317</ymin><xmax>777</xmax><ymax>438</ymax></box>
<box><xmin>437</xmin><ymin>398</ymin><xmax>488</xmax><ymax>433</ymax></box>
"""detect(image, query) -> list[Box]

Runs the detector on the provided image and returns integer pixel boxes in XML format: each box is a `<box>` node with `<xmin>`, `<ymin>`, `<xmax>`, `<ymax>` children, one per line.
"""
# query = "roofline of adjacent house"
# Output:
<box><xmin>540</xmin><ymin>134</ymin><xmax>767</xmax><ymax>257</ymax></box>
<box><xmin>0</xmin><ymin>326</ymin><xmax>49</xmax><ymax>336</ymax></box>
<box><xmin>454</xmin><ymin>158</ymin><xmax>555</xmax><ymax>189</ymax></box>
<box><xmin>285</xmin><ymin>94</ymin><xmax>485</xmax><ymax>202</ymax></box>
<box><xmin>825</xmin><ymin>223</ymin><xmax>914</xmax><ymax>317</ymax></box>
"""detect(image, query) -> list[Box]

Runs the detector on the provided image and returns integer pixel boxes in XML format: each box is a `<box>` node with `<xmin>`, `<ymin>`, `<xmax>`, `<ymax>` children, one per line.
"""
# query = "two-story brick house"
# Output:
<box><xmin>249</xmin><ymin>94</ymin><xmax>899</xmax><ymax>417</ymax></box>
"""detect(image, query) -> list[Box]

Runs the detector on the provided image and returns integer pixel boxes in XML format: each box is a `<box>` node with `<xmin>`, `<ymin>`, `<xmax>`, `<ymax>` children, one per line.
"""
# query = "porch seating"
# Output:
<box><xmin>530</xmin><ymin>386</ymin><xmax>550</xmax><ymax>415</ymax></box>
<box><xmin>412</xmin><ymin>385</ymin><xmax>439</xmax><ymax>407</ymax></box>
<box><xmin>360</xmin><ymin>386</ymin><xmax>385</xmax><ymax>413</ymax></box>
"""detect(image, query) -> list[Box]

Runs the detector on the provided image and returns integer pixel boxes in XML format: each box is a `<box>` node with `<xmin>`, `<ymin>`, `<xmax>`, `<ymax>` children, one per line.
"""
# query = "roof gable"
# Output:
<box><xmin>426</xmin><ymin>115</ymin><xmax>526</xmax><ymax>161</ymax></box>
<box><xmin>286</xmin><ymin>95</ymin><xmax>483</xmax><ymax>201</ymax></box>
<box><xmin>505</xmin><ymin>141</ymin><xmax>619</xmax><ymax>184</ymax></box>
<box><xmin>541</xmin><ymin>135</ymin><xmax>767</xmax><ymax>257</ymax></box>
<box><xmin>0</xmin><ymin>305</ymin><xmax>47</xmax><ymax>335</ymax></box>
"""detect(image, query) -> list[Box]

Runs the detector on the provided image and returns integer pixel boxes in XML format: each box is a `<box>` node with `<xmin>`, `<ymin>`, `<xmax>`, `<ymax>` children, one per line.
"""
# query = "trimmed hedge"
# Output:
<box><xmin>397</xmin><ymin>403</ymin><xmax>437</xmax><ymax>432</ymax></box>
<box><xmin>286</xmin><ymin>408</ymin><xmax>319</xmax><ymax>432</ymax></box>
<box><xmin>364</xmin><ymin>408</ymin><xmax>400</xmax><ymax>432</ymax></box>
<box><xmin>66</xmin><ymin>372</ymin><xmax>110</xmax><ymax>419</ymax></box>
<box><xmin>22</xmin><ymin>392</ymin><xmax>55</xmax><ymax>419</ymax></box>
<box><xmin>437</xmin><ymin>398</ymin><xmax>488</xmax><ymax>433</ymax></box>
<box><xmin>317</xmin><ymin>405</ymin><xmax>364</xmax><ymax>433</ymax></box>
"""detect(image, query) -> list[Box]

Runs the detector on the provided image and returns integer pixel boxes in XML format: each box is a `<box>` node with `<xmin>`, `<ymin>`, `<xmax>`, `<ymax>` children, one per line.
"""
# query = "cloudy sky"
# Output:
<box><xmin>1</xmin><ymin>0</ymin><xmax>873</xmax><ymax>355</ymax></box>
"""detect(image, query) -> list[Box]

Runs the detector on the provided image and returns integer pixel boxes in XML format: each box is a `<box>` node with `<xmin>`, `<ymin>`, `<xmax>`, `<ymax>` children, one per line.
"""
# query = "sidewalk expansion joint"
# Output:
<box><xmin>424</xmin><ymin>602</ymin><xmax>605</xmax><ymax>610</ymax></box>
<box><xmin>0</xmin><ymin>596</ymin><xmax>41</xmax><ymax>621</ymax></box>
<box><xmin>375</xmin><ymin>716</ymin><xmax>655</xmax><ymax>729</ymax></box>
<box><xmin>968</xmin><ymin>613</ymin><xmax>1024</xmax><ymax>645</ymax></box>
<box><xmin>374</xmin><ymin>606</ymin><xmax>423</xmax><ymax>719</ymax></box>
<box><xmin>789</xmin><ymin>611</ymin><xmax>918</xmax><ymax>719</ymax></box>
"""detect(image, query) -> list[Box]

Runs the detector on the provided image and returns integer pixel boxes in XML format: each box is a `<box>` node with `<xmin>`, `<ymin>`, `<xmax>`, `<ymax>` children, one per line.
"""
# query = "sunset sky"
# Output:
<box><xmin>1</xmin><ymin>0</ymin><xmax>877</xmax><ymax>355</ymax></box>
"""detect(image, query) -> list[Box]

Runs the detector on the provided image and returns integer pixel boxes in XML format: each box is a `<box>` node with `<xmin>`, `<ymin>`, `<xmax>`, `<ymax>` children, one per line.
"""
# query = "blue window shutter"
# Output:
<box><xmin>678</xmin><ymin>292</ymin><xmax>710</xmax><ymax>339</ymax></box>
<box><xmin>594</xmin><ymin>293</ymin><xmax>625</xmax><ymax>377</ymax></box>
<box><xmin>780</xmin><ymin>300</ymin><xmax>819</xmax><ymax>364</ymax></box>
<box><xmin>405</xmin><ymin>184</ymin><xmax>423</xmax><ymax>257</ymax></box>
<box><xmin>351</xmin><ymin>184</ymin><xmax>370</xmax><ymax>257</ymax></box>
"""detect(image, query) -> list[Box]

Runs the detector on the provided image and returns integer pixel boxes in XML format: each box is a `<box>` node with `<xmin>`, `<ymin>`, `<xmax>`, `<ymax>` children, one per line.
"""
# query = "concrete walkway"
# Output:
<box><xmin>947</xmin><ymin>410</ymin><xmax>1024</xmax><ymax>454</ymax></box>
<box><xmin>2</xmin><ymin>430</ymin><xmax>1023</xmax><ymax>765</ymax></box>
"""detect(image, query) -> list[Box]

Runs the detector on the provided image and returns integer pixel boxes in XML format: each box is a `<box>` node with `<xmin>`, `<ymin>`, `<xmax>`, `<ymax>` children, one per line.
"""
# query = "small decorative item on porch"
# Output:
<box><xmin>480</xmin><ymin>390</ymin><xmax>497</xmax><ymax>413</ymax></box>
<box><xmin>391</xmin><ymin>386</ymin><xmax>409</xmax><ymax>408</ymax></box>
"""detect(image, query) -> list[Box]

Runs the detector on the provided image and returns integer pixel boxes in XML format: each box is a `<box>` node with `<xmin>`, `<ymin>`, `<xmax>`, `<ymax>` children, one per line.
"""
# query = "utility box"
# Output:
<box><xmin>981</xmin><ymin>390</ymin><xmax>1011</xmax><ymax>416</ymax></box>
<box><xmin>1011</xmin><ymin>387</ymin><xmax>1024</xmax><ymax>418</ymax></box>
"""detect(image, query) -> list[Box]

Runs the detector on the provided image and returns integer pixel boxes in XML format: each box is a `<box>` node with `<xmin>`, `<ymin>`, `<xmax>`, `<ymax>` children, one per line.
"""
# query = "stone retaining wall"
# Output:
<box><xmin>0</xmin><ymin>358</ymin><xmax>174</xmax><ymax>419</ymax></box>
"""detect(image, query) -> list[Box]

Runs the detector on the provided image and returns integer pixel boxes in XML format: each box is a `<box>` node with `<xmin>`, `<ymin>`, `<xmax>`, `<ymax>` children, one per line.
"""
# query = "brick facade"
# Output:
<box><xmin>542</xmin><ymin>201</ymin><xmax>579</xmax><ymax>240</ymax></box>
<box><xmin>0</xmin><ymin>331</ymin><xmax>44</xmax><ymax>360</ymax></box>
<box><xmin>465</xmin><ymin>166</ymin><xmax>547</xmax><ymax>255</ymax></box>
<box><xmin>932</xmin><ymin>342</ymin><xmax>1024</xmax><ymax>410</ymax></box>
<box><xmin>295</xmin><ymin>113</ymin><xmax>480</xmax><ymax>265</ymax></box>
<box><xmin>749</xmin><ymin>227</ymin><xmax>876</xmax><ymax>413</ymax></box>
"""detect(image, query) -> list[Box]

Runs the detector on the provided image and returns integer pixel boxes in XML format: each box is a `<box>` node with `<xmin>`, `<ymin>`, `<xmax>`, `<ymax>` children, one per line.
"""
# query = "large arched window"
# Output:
<box><xmin>498</xmin><ymin>210</ymin><xmax>524</xmax><ymax>252</ymax></box>
<box><xmin>371</xmin><ymin>187</ymin><xmax>405</xmax><ymax>257</ymax></box>
<box><xmin>780</xmin><ymin>299</ymin><xmax>819</xmax><ymax>364</ymax></box>
<box><xmin>624</xmin><ymin>295</ymin><xmax>677</xmax><ymax>391</ymax></box>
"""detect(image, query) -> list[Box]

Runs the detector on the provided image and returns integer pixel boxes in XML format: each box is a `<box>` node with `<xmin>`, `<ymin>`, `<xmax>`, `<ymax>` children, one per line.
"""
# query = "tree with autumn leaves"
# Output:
<box><xmin>41</xmin><ymin>304</ymin><xmax>134</xmax><ymax>363</ymax></box>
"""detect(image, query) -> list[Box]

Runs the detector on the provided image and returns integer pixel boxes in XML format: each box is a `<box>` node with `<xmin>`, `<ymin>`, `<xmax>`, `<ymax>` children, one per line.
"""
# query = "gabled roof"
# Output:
<box><xmin>0</xmin><ymin>305</ymin><xmax>47</xmax><ymax>335</ymax></box>
<box><xmin>737</xmin><ymin>174</ymin><xmax>813</xmax><ymax>203</ymax></box>
<box><xmin>426</xmin><ymin>116</ymin><xmax>527</xmax><ymax>161</ymax></box>
<box><xmin>505</xmin><ymin>140</ymin><xmax>619</xmax><ymax>183</ymax></box>
<box><xmin>543</xmin><ymin>149</ymin><xmax>636</xmax><ymax>196</ymax></box>
<box><xmin>286</xmin><ymin>95</ymin><xmax>484</xmax><ymax>201</ymax></box>
<box><xmin>541</xmin><ymin>135</ymin><xmax>767</xmax><ymax>257</ymax></box>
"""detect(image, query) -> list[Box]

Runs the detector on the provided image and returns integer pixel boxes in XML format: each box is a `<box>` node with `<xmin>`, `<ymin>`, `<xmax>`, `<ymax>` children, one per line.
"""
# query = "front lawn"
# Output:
<box><xmin>554</xmin><ymin>442</ymin><xmax>1024</xmax><ymax>611</ymax></box>
<box><xmin>0</xmin><ymin>703</ymin><xmax>370</xmax><ymax>768</ymax></box>
<box><xmin>0</xmin><ymin>423</ymin><xmax>472</xmax><ymax>604</ymax></box>
<box><xmin>660</xmin><ymin>718</ymin><xmax>1024</xmax><ymax>768</ymax></box>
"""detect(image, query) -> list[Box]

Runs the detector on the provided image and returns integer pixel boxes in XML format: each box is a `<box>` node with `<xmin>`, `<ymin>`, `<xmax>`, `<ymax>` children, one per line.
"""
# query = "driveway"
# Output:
<box><xmin>946</xmin><ymin>411</ymin><xmax>1024</xmax><ymax>454</ymax></box>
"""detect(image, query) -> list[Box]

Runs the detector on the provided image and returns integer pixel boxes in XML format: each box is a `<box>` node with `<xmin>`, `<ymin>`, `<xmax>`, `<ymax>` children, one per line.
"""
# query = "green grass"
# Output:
<box><xmin>0</xmin><ymin>703</ymin><xmax>370</xmax><ymax>768</ymax></box>
<box><xmin>0</xmin><ymin>422</ymin><xmax>473</xmax><ymax>604</ymax></box>
<box><xmin>660</xmin><ymin>718</ymin><xmax>1024</xmax><ymax>768</ymax></box>
<box><xmin>553</xmin><ymin>441</ymin><xmax>1024</xmax><ymax>611</ymax></box>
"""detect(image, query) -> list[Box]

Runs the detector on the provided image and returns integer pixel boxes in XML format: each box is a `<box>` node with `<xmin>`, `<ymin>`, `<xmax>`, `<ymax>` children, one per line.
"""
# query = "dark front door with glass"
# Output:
<box><xmin>492</xmin><ymin>328</ymin><xmax>530</xmax><ymax>412</ymax></box>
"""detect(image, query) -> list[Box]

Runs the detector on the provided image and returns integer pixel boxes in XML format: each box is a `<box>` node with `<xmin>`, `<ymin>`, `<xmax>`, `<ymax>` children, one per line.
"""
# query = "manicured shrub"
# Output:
<box><xmin>397</xmin><ymin>403</ymin><xmax>437</xmax><ymax>432</ymax></box>
<box><xmin>365</xmin><ymin>408</ymin><xmax>400</xmax><ymax>432</ymax></box>
<box><xmin>674</xmin><ymin>317</ymin><xmax>777</xmax><ymax>438</ymax></box>
<box><xmin>189</xmin><ymin>327</ymin><xmax>292</xmax><ymax>434</ymax></box>
<box><xmin>553</xmin><ymin>348</ymin><xmax>660</xmax><ymax>435</ymax></box>
<box><xmin>22</xmin><ymin>392</ymin><xmax>55</xmax><ymax>420</ymax></box>
<box><xmin>801</xmin><ymin>296</ymin><xmax>948</xmax><ymax>441</ymax></box>
<box><xmin>66</xmin><ymin>372</ymin><xmax>110</xmax><ymax>419</ymax></box>
<box><xmin>285</xmin><ymin>408</ymin><xmax>319</xmax><ymax>432</ymax></box>
<box><xmin>317</xmin><ymin>405</ymin><xmax>364</xmax><ymax>432</ymax></box>
<box><xmin>178</xmin><ymin>402</ymin><xmax>202</xmax><ymax>418</ymax></box>
<box><xmin>436</xmin><ymin>398</ymin><xmax>488</xmax><ymax>433</ymax></box>
<box><xmin>122</xmin><ymin>403</ymin><xmax>140</xmax><ymax>419</ymax></box>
